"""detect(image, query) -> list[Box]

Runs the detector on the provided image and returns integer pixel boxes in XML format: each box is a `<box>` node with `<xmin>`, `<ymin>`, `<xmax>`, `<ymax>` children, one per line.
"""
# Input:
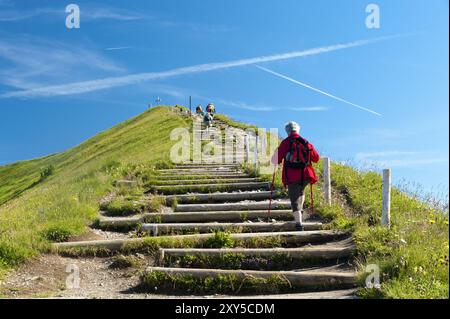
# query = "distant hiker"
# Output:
<box><xmin>203</xmin><ymin>111</ymin><xmax>213</xmax><ymax>129</ymax></box>
<box><xmin>203</xmin><ymin>103</ymin><xmax>215</xmax><ymax>129</ymax></box>
<box><xmin>196</xmin><ymin>105</ymin><xmax>204</xmax><ymax>116</ymax></box>
<box><xmin>206</xmin><ymin>103</ymin><xmax>215</xmax><ymax>115</ymax></box>
<box><xmin>271</xmin><ymin>121</ymin><xmax>320</xmax><ymax>231</ymax></box>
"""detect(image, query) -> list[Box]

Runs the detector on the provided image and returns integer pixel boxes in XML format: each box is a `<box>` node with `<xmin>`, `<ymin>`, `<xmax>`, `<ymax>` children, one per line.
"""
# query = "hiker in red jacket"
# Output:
<box><xmin>271</xmin><ymin>121</ymin><xmax>320</xmax><ymax>231</ymax></box>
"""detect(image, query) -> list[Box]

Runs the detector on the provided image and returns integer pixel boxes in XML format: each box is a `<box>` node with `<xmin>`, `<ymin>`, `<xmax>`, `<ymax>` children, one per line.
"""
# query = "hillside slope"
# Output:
<box><xmin>0</xmin><ymin>106</ymin><xmax>448</xmax><ymax>299</ymax></box>
<box><xmin>0</xmin><ymin>106</ymin><xmax>190</xmax><ymax>273</ymax></box>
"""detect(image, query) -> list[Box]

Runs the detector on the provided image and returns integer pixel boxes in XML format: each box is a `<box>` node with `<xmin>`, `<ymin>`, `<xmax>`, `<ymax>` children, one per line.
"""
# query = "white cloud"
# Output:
<box><xmin>104</xmin><ymin>46</ymin><xmax>132</xmax><ymax>51</ymax></box>
<box><xmin>0</xmin><ymin>10</ymin><xmax>37</xmax><ymax>21</ymax></box>
<box><xmin>194</xmin><ymin>95</ymin><xmax>329</xmax><ymax>112</ymax></box>
<box><xmin>355</xmin><ymin>151</ymin><xmax>418</xmax><ymax>160</ymax></box>
<box><xmin>81</xmin><ymin>8</ymin><xmax>143</xmax><ymax>21</ymax></box>
<box><xmin>372</xmin><ymin>158</ymin><xmax>448</xmax><ymax>168</ymax></box>
<box><xmin>126</xmin><ymin>84</ymin><xmax>329</xmax><ymax>112</ymax></box>
<box><xmin>1</xmin><ymin>35</ymin><xmax>397</xmax><ymax>99</ymax></box>
<box><xmin>287</xmin><ymin>106</ymin><xmax>330</xmax><ymax>112</ymax></box>
<box><xmin>155</xmin><ymin>19</ymin><xmax>234</xmax><ymax>33</ymax></box>
<box><xmin>0</xmin><ymin>4</ymin><xmax>231</xmax><ymax>32</ymax></box>
<box><xmin>0</xmin><ymin>35</ymin><xmax>124</xmax><ymax>90</ymax></box>
<box><xmin>147</xmin><ymin>84</ymin><xmax>186</xmax><ymax>99</ymax></box>
<box><xmin>354</xmin><ymin>150</ymin><xmax>448</xmax><ymax>168</ymax></box>
<box><xmin>0</xmin><ymin>6</ymin><xmax>144</xmax><ymax>22</ymax></box>
<box><xmin>68</xmin><ymin>96</ymin><xmax>147</xmax><ymax>109</ymax></box>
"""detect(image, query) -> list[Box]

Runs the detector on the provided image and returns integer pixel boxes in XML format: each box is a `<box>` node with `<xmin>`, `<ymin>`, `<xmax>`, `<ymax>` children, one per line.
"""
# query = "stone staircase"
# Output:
<box><xmin>52</xmin><ymin>117</ymin><xmax>358</xmax><ymax>298</ymax></box>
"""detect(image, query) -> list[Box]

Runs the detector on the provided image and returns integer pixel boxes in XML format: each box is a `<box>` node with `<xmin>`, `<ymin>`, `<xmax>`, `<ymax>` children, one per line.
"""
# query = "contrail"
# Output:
<box><xmin>254</xmin><ymin>65</ymin><xmax>382</xmax><ymax>117</ymax></box>
<box><xmin>104</xmin><ymin>46</ymin><xmax>132</xmax><ymax>51</ymax></box>
<box><xmin>1</xmin><ymin>35</ymin><xmax>399</xmax><ymax>99</ymax></box>
<box><xmin>194</xmin><ymin>93</ymin><xmax>329</xmax><ymax>112</ymax></box>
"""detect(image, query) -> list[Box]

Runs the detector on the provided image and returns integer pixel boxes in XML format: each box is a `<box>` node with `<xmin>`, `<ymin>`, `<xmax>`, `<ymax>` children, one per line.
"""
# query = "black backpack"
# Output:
<box><xmin>284</xmin><ymin>137</ymin><xmax>311</xmax><ymax>169</ymax></box>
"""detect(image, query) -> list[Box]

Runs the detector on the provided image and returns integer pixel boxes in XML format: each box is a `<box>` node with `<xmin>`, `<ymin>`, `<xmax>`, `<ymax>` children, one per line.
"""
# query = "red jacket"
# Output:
<box><xmin>271</xmin><ymin>132</ymin><xmax>320</xmax><ymax>186</ymax></box>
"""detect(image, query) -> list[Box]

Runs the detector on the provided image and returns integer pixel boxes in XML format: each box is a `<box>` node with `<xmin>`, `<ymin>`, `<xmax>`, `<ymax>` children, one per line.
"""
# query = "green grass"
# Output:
<box><xmin>109</xmin><ymin>254</ymin><xmax>143</xmax><ymax>269</ymax></box>
<box><xmin>162</xmin><ymin>253</ymin><xmax>312</xmax><ymax>271</ymax></box>
<box><xmin>257</xmin><ymin>159</ymin><xmax>449</xmax><ymax>299</ymax></box>
<box><xmin>321</xmin><ymin>162</ymin><xmax>448</xmax><ymax>299</ymax></box>
<box><xmin>0</xmin><ymin>106</ymin><xmax>191</xmax><ymax>274</ymax></box>
<box><xmin>100</xmin><ymin>195</ymin><xmax>165</xmax><ymax>217</ymax></box>
<box><xmin>140</xmin><ymin>271</ymin><xmax>292</xmax><ymax>295</ymax></box>
<box><xmin>203</xmin><ymin>231</ymin><xmax>235</xmax><ymax>248</ymax></box>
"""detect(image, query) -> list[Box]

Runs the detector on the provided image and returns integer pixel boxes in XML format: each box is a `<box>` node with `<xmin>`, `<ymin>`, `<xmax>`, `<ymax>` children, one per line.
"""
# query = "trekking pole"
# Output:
<box><xmin>310</xmin><ymin>183</ymin><xmax>314</xmax><ymax>216</ymax></box>
<box><xmin>268</xmin><ymin>164</ymin><xmax>277</xmax><ymax>220</ymax></box>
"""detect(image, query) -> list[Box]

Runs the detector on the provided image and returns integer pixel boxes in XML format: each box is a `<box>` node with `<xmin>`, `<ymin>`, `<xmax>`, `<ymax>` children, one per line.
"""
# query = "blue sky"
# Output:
<box><xmin>0</xmin><ymin>0</ymin><xmax>448</xmax><ymax>194</ymax></box>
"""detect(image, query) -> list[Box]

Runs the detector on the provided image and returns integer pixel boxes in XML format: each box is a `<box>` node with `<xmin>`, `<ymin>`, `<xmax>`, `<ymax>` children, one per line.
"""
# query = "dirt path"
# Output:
<box><xmin>0</xmin><ymin>228</ymin><xmax>152</xmax><ymax>299</ymax></box>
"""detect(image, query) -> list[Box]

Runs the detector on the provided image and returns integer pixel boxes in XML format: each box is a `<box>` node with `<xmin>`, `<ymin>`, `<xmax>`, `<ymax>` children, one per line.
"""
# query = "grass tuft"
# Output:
<box><xmin>140</xmin><ymin>271</ymin><xmax>292</xmax><ymax>295</ymax></box>
<box><xmin>203</xmin><ymin>231</ymin><xmax>235</xmax><ymax>248</ymax></box>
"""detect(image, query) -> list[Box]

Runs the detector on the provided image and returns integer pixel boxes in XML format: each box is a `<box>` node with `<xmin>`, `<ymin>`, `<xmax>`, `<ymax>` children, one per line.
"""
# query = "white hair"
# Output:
<box><xmin>285</xmin><ymin>121</ymin><xmax>301</xmax><ymax>135</ymax></box>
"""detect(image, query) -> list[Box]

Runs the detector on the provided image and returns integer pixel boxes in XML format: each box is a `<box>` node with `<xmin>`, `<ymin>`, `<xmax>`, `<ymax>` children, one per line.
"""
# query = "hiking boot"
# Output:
<box><xmin>295</xmin><ymin>223</ymin><xmax>304</xmax><ymax>231</ymax></box>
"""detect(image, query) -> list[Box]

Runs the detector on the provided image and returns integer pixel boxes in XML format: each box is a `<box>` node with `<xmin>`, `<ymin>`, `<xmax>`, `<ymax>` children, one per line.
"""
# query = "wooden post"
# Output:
<box><xmin>323</xmin><ymin>157</ymin><xmax>331</xmax><ymax>205</ymax></box>
<box><xmin>254</xmin><ymin>134</ymin><xmax>259</xmax><ymax>174</ymax></box>
<box><xmin>189</xmin><ymin>96</ymin><xmax>192</xmax><ymax>115</ymax></box>
<box><xmin>244</xmin><ymin>134</ymin><xmax>250</xmax><ymax>163</ymax></box>
<box><xmin>382</xmin><ymin>169</ymin><xmax>391</xmax><ymax>228</ymax></box>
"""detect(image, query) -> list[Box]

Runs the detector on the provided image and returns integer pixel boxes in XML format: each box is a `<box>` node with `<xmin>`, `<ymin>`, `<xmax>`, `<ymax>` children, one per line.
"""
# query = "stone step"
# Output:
<box><xmin>53</xmin><ymin>231</ymin><xmax>347</xmax><ymax>252</ymax></box>
<box><xmin>157</xmin><ymin>171</ymin><xmax>242</xmax><ymax>177</ymax></box>
<box><xmin>191</xmin><ymin>138</ymin><xmax>246</xmax><ymax>145</ymax></box>
<box><xmin>154</xmin><ymin>178</ymin><xmax>261</xmax><ymax>186</ymax></box>
<box><xmin>157</xmin><ymin>171</ymin><xmax>247</xmax><ymax>177</ymax></box>
<box><xmin>97</xmin><ymin>215</ymin><xmax>144</xmax><ymax>231</ymax></box>
<box><xmin>173</xmin><ymin>164</ymin><xmax>241</xmax><ymax>169</ymax></box>
<box><xmin>150</xmin><ymin>182</ymin><xmax>271</xmax><ymax>195</ymax></box>
<box><xmin>192</xmin><ymin>149</ymin><xmax>247</xmax><ymax>153</ymax></box>
<box><xmin>197</xmin><ymin>160</ymin><xmax>247</xmax><ymax>165</ymax></box>
<box><xmin>193</xmin><ymin>158</ymin><xmax>247</xmax><ymax>163</ymax></box>
<box><xmin>205</xmin><ymin>289</ymin><xmax>358</xmax><ymax>299</ymax></box>
<box><xmin>155</xmin><ymin>174</ymin><xmax>250</xmax><ymax>180</ymax></box>
<box><xmin>175</xmin><ymin>200</ymin><xmax>291</xmax><ymax>212</ymax></box>
<box><xmin>192</xmin><ymin>150</ymin><xmax>246</xmax><ymax>154</ymax></box>
<box><xmin>157</xmin><ymin>241</ymin><xmax>354</xmax><ymax>263</ymax></box>
<box><xmin>193</xmin><ymin>133</ymin><xmax>246</xmax><ymax>138</ymax></box>
<box><xmin>140</xmin><ymin>267</ymin><xmax>357</xmax><ymax>292</ymax></box>
<box><xmin>165</xmin><ymin>191</ymin><xmax>279</xmax><ymax>204</ymax></box>
<box><xmin>158</xmin><ymin>168</ymin><xmax>240</xmax><ymax>173</ymax></box>
<box><xmin>143</xmin><ymin>210</ymin><xmax>294</xmax><ymax>223</ymax></box>
<box><xmin>157</xmin><ymin>168</ymin><xmax>240</xmax><ymax>173</ymax></box>
<box><xmin>141</xmin><ymin>221</ymin><xmax>323</xmax><ymax>235</ymax></box>
<box><xmin>98</xmin><ymin>210</ymin><xmax>296</xmax><ymax>230</ymax></box>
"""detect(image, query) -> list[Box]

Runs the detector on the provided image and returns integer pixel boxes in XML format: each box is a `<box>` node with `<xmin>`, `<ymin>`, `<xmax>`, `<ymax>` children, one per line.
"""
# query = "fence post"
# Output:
<box><xmin>254</xmin><ymin>134</ymin><xmax>259</xmax><ymax>174</ymax></box>
<box><xmin>245</xmin><ymin>134</ymin><xmax>250</xmax><ymax>163</ymax></box>
<box><xmin>382</xmin><ymin>169</ymin><xmax>391</xmax><ymax>228</ymax></box>
<box><xmin>323</xmin><ymin>157</ymin><xmax>332</xmax><ymax>205</ymax></box>
<box><xmin>189</xmin><ymin>96</ymin><xmax>192</xmax><ymax>115</ymax></box>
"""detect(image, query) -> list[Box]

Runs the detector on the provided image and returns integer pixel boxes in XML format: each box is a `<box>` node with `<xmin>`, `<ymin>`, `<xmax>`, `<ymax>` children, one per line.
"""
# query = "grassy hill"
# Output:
<box><xmin>0</xmin><ymin>105</ymin><xmax>448</xmax><ymax>298</ymax></box>
<box><xmin>0</xmin><ymin>106</ymin><xmax>190</xmax><ymax>275</ymax></box>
